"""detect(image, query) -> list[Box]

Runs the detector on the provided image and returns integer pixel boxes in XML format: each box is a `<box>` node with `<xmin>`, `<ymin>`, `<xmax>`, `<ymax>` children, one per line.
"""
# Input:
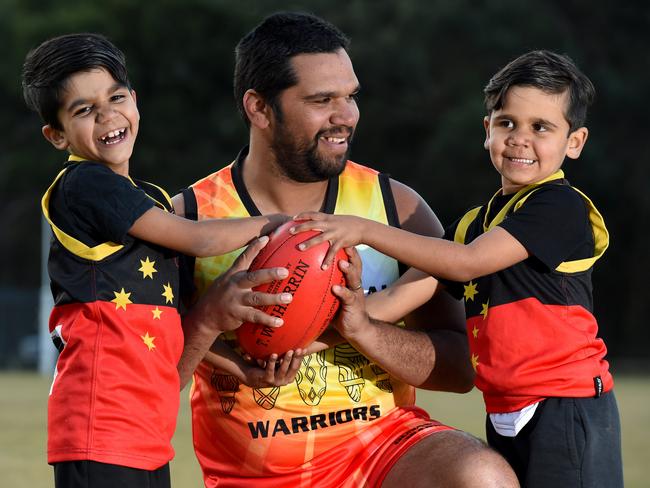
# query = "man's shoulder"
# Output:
<box><xmin>344</xmin><ymin>160</ymin><xmax>380</xmax><ymax>176</ymax></box>
<box><xmin>190</xmin><ymin>161</ymin><xmax>235</xmax><ymax>189</ymax></box>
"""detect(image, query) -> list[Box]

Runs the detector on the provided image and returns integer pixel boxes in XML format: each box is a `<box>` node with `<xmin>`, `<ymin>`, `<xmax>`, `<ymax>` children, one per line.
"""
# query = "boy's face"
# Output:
<box><xmin>42</xmin><ymin>68</ymin><xmax>139</xmax><ymax>175</ymax></box>
<box><xmin>483</xmin><ymin>85</ymin><xmax>588</xmax><ymax>194</ymax></box>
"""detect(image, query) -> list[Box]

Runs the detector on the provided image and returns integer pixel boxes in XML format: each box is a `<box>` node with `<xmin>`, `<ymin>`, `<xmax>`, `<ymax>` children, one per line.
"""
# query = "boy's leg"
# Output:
<box><xmin>54</xmin><ymin>460</ymin><xmax>171</xmax><ymax>488</ymax></box>
<box><xmin>488</xmin><ymin>393</ymin><xmax>623</xmax><ymax>488</ymax></box>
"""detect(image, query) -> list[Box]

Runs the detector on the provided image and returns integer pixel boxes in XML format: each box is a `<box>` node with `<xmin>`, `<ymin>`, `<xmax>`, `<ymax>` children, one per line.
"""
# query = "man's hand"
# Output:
<box><xmin>191</xmin><ymin>235</ymin><xmax>293</xmax><ymax>333</ymax></box>
<box><xmin>331</xmin><ymin>247</ymin><xmax>373</xmax><ymax>343</ymax></box>
<box><xmin>241</xmin><ymin>350</ymin><xmax>305</xmax><ymax>388</ymax></box>
<box><xmin>178</xmin><ymin>236</ymin><xmax>293</xmax><ymax>388</ymax></box>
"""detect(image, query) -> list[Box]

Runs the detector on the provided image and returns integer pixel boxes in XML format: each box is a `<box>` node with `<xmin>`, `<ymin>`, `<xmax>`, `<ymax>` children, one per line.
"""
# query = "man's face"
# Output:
<box><xmin>269</xmin><ymin>49</ymin><xmax>360</xmax><ymax>182</ymax></box>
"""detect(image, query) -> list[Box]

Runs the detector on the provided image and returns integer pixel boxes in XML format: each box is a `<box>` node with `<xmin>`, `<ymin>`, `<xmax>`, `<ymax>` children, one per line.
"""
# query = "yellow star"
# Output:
<box><xmin>471</xmin><ymin>353</ymin><xmax>479</xmax><ymax>371</ymax></box>
<box><xmin>480</xmin><ymin>300</ymin><xmax>489</xmax><ymax>320</ymax></box>
<box><xmin>162</xmin><ymin>283</ymin><xmax>174</xmax><ymax>304</ymax></box>
<box><xmin>464</xmin><ymin>280</ymin><xmax>478</xmax><ymax>301</ymax></box>
<box><xmin>139</xmin><ymin>257</ymin><xmax>157</xmax><ymax>279</ymax></box>
<box><xmin>472</xmin><ymin>325</ymin><xmax>479</xmax><ymax>338</ymax></box>
<box><xmin>141</xmin><ymin>332</ymin><xmax>156</xmax><ymax>351</ymax></box>
<box><xmin>111</xmin><ymin>288</ymin><xmax>132</xmax><ymax>311</ymax></box>
<box><xmin>151</xmin><ymin>306</ymin><xmax>163</xmax><ymax>320</ymax></box>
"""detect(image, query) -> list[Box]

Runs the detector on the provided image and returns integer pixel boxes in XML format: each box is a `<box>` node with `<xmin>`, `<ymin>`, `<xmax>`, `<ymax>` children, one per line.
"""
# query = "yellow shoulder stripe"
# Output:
<box><xmin>42</xmin><ymin>166</ymin><xmax>124</xmax><ymax>261</ymax></box>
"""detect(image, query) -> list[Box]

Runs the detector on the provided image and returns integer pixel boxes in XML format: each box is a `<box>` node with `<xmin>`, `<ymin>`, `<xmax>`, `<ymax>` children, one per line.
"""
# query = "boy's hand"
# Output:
<box><xmin>261</xmin><ymin>213</ymin><xmax>292</xmax><ymax>236</ymax></box>
<box><xmin>291</xmin><ymin>212</ymin><xmax>365</xmax><ymax>269</ymax></box>
<box><xmin>241</xmin><ymin>349</ymin><xmax>304</xmax><ymax>388</ymax></box>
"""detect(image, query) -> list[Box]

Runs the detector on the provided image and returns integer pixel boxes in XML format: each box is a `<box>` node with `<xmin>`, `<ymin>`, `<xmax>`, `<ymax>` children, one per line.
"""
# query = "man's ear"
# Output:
<box><xmin>243</xmin><ymin>89</ymin><xmax>272</xmax><ymax>129</ymax></box>
<box><xmin>42</xmin><ymin>125</ymin><xmax>69</xmax><ymax>150</ymax></box>
<box><xmin>566</xmin><ymin>127</ymin><xmax>589</xmax><ymax>160</ymax></box>
<box><xmin>483</xmin><ymin>115</ymin><xmax>491</xmax><ymax>150</ymax></box>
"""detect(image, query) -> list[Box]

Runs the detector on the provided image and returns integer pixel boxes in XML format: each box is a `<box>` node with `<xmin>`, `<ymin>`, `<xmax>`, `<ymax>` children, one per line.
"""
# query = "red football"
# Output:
<box><xmin>236</xmin><ymin>220</ymin><xmax>347</xmax><ymax>360</ymax></box>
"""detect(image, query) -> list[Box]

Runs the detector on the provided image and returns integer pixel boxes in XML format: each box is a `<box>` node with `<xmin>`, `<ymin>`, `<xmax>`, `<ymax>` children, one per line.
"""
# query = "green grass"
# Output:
<box><xmin>1</xmin><ymin>372</ymin><xmax>647</xmax><ymax>487</ymax></box>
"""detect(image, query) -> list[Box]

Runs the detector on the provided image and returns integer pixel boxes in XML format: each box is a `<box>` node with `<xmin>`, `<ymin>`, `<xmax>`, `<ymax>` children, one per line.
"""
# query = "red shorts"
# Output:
<box><xmin>203</xmin><ymin>406</ymin><xmax>453</xmax><ymax>487</ymax></box>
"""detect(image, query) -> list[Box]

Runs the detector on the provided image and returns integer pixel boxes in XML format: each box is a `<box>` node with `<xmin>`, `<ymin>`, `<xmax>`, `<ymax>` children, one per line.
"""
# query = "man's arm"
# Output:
<box><xmin>332</xmin><ymin>179</ymin><xmax>474</xmax><ymax>392</ymax></box>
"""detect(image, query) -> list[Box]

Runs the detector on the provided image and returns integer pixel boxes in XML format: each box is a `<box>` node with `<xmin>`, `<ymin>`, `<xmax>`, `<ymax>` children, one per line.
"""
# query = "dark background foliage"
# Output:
<box><xmin>2</xmin><ymin>0</ymin><xmax>648</xmax><ymax>360</ymax></box>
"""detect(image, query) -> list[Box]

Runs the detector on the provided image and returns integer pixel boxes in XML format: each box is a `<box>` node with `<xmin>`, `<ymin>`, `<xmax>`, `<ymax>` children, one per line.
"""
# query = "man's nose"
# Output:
<box><xmin>330</xmin><ymin>98</ymin><xmax>359</xmax><ymax>128</ymax></box>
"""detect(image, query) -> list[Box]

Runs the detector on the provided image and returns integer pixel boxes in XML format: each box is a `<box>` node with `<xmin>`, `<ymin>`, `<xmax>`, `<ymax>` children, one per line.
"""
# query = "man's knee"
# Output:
<box><xmin>382</xmin><ymin>430</ymin><xmax>519</xmax><ymax>488</ymax></box>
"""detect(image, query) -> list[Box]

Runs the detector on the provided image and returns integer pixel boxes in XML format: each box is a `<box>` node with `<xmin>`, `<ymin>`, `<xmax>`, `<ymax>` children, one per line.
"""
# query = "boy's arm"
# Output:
<box><xmin>295</xmin><ymin>208</ymin><xmax>529</xmax><ymax>282</ymax></box>
<box><xmin>129</xmin><ymin>206</ymin><xmax>287</xmax><ymax>257</ymax></box>
<box><xmin>365</xmin><ymin>267</ymin><xmax>439</xmax><ymax>323</ymax></box>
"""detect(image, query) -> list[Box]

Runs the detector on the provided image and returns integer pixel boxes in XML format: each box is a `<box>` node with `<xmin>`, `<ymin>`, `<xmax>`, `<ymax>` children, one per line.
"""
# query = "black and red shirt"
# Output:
<box><xmin>444</xmin><ymin>171</ymin><xmax>613</xmax><ymax>413</ymax></box>
<box><xmin>42</xmin><ymin>157</ymin><xmax>183</xmax><ymax>469</ymax></box>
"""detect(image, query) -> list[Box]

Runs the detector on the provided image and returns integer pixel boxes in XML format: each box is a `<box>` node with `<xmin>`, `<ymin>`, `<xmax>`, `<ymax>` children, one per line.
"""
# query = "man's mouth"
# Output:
<box><xmin>99</xmin><ymin>128</ymin><xmax>126</xmax><ymax>145</ymax></box>
<box><xmin>320</xmin><ymin>135</ymin><xmax>347</xmax><ymax>144</ymax></box>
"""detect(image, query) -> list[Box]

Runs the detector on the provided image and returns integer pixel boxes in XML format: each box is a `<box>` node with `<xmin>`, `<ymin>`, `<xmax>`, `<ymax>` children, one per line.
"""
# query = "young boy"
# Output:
<box><xmin>22</xmin><ymin>33</ymin><xmax>295</xmax><ymax>488</ymax></box>
<box><xmin>293</xmin><ymin>50</ymin><xmax>623</xmax><ymax>487</ymax></box>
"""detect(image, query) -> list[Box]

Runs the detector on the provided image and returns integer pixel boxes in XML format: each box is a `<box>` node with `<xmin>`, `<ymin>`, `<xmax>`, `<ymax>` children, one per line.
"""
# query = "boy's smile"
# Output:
<box><xmin>483</xmin><ymin>85</ymin><xmax>588</xmax><ymax>194</ymax></box>
<box><xmin>42</xmin><ymin>68</ymin><xmax>139</xmax><ymax>176</ymax></box>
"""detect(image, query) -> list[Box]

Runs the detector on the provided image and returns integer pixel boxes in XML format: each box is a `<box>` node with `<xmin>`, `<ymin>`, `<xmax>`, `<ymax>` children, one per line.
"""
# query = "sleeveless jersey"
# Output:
<box><xmin>188</xmin><ymin>155</ymin><xmax>410</xmax><ymax>483</ymax></box>
<box><xmin>450</xmin><ymin>170</ymin><xmax>613</xmax><ymax>413</ymax></box>
<box><xmin>43</xmin><ymin>159</ymin><xmax>183</xmax><ymax>469</ymax></box>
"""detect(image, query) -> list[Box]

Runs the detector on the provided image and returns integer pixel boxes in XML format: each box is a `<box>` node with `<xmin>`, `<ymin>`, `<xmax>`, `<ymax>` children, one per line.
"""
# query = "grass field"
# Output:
<box><xmin>1</xmin><ymin>372</ymin><xmax>647</xmax><ymax>487</ymax></box>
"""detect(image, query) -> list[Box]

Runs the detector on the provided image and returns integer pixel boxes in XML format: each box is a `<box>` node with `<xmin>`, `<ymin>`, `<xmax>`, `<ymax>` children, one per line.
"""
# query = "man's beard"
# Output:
<box><xmin>270</xmin><ymin>123</ymin><xmax>354</xmax><ymax>183</ymax></box>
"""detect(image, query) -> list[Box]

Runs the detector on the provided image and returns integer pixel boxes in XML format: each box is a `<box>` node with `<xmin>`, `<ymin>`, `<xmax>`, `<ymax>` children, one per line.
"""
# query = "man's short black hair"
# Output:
<box><xmin>22</xmin><ymin>33</ymin><xmax>131</xmax><ymax>130</ymax></box>
<box><xmin>234</xmin><ymin>11</ymin><xmax>349</xmax><ymax>126</ymax></box>
<box><xmin>484</xmin><ymin>50</ymin><xmax>595</xmax><ymax>132</ymax></box>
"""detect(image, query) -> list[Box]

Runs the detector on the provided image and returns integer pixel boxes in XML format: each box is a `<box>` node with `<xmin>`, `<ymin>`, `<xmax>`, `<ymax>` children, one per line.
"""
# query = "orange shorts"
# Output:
<box><xmin>202</xmin><ymin>406</ymin><xmax>453</xmax><ymax>487</ymax></box>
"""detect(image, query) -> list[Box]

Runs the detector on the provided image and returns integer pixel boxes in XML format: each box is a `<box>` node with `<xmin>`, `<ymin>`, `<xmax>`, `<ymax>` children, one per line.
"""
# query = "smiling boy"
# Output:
<box><xmin>294</xmin><ymin>50</ymin><xmax>623</xmax><ymax>487</ymax></box>
<box><xmin>22</xmin><ymin>33</ymin><xmax>300</xmax><ymax>488</ymax></box>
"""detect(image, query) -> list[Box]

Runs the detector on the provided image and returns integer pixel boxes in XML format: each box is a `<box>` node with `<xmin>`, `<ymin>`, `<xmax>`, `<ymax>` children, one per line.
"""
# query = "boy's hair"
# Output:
<box><xmin>234</xmin><ymin>11</ymin><xmax>349</xmax><ymax>126</ymax></box>
<box><xmin>22</xmin><ymin>33</ymin><xmax>131</xmax><ymax>130</ymax></box>
<box><xmin>484</xmin><ymin>50</ymin><xmax>595</xmax><ymax>132</ymax></box>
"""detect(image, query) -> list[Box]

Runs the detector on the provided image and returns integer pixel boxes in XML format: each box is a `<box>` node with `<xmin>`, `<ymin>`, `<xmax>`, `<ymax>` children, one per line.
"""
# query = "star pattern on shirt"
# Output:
<box><xmin>472</xmin><ymin>325</ymin><xmax>480</xmax><ymax>338</ymax></box>
<box><xmin>464</xmin><ymin>281</ymin><xmax>478</xmax><ymax>302</ymax></box>
<box><xmin>480</xmin><ymin>300</ymin><xmax>489</xmax><ymax>320</ymax></box>
<box><xmin>471</xmin><ymin>353</ymin><xmax>479</xmax><ymax>371</ymax></box>
<box><xmin>111</xmin><ymin>288</ymin><xmax>133</xmax><ymax>311</ymax></box>
<box><xmin>162</xmin><ymin>283</ymin><xmax>174</xmax><ymax>304</ymax></box>
<box><xmin>138</xmin><ymin>257</ymin><xmax>157</xmax><ymax>279</ymax></box>
<box><xmin>151</xmin><ymin>306</ymin><xmax>163</xmax><ymax>320</ymax></box>
<box><xmin>141</xmin><ymin>332</ymin><xmax>156</xmax><ymax>351</ymax></box>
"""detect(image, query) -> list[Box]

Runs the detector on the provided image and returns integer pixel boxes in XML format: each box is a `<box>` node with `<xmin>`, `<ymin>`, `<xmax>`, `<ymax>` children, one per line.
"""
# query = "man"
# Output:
<box><xmin>175</xmin><ymin>12</ymin><xmax>518</xmax><ymax>488</ymax></box>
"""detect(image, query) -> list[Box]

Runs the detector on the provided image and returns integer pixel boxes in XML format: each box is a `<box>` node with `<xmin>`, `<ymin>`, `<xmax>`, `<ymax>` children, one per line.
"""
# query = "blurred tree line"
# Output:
<box><xmin>1</xmin><ymin>0</ymin><xmax>648</xmax><ymax>360</ymax></box>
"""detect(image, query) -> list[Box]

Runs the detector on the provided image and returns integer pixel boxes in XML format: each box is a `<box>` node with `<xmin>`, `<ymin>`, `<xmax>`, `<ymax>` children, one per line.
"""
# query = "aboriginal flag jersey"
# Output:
<box><xmin>42</xmin><ymin>157</ymin><xmax>183</xmax><ymax>469</ymax></box>
<box><xmin>188</xmin><ymin>148</ymin><xmax>409</xmax><ymax>485</ymax></box>
<box><xmin>445</xmin><ymin>170</ymin><xmax>613</xmax><ymax>413</ymax></box>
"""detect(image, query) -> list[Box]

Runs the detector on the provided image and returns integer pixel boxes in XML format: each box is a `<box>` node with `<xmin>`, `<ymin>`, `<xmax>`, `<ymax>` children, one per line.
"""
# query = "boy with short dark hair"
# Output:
<box><xmin>294</xmin><ymin>50</ymin><xmax>623</xmax><ymax>487</ymax></box>
<box><xmin>22</xmin><ymin>33</ymin><xmax>293</xmax><ymax>488</ymax></box>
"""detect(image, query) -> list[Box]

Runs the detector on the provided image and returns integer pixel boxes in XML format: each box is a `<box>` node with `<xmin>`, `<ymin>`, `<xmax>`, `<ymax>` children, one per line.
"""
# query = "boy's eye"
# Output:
<box><xmin>74</xmin><ymin>106</ymin><xmax>92</xmax><ymax>117</ymax></box>
<box><xmin>499</xmin><ymin>120</ymin><xmax>514</xmax><ymax>128</ymax></box>
<box><xmin>111</xmin><ymin>93</ymin><xmax>126</xmax><ymax>102</ymax></box>
<box><xmin>533</xmin><ymin>123</ymin><xmax>547</xmax><ymax>132</ymax></box>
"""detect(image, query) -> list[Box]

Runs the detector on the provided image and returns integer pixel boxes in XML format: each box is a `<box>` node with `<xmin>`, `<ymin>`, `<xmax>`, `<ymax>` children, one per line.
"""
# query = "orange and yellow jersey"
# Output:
<box><xmin>43</xmin><ymin>158</ymin><xmax>183</xmax><ymax>469</ymax></box>
<box><xmin>188</xmin><ymin>149</ymin><xmax>412</xmax><ymax>485</ymax></box>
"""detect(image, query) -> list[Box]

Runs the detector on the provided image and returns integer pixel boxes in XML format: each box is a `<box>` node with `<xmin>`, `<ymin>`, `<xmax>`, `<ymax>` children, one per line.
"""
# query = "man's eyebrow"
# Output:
<box><xmin>303</xmin><ymin>84</ymin><xmax>361</xmax><ymax>101</ymax></box>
